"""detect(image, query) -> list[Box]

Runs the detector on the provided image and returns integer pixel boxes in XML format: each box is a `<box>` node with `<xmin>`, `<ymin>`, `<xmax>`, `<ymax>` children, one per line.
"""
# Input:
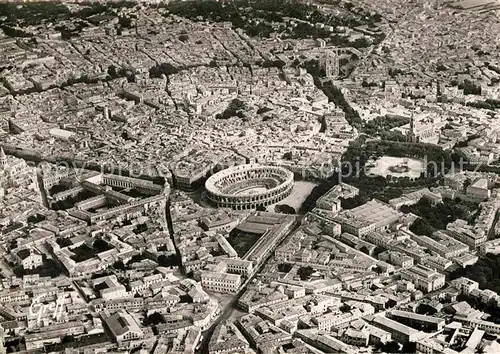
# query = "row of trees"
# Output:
<box><xmin>466</xmin><ymin>99</ymin><xmax>500</xmax><ymax>111</ymax></box>
<box><xmin>320</xmin><ymin>81</ymin><xmax>363</xmax><ymax>128</ymax></box>
<box><xmin>1</xmin><ymin>25</ymin><xmax>32</xmax><ymax>38</ymax></box>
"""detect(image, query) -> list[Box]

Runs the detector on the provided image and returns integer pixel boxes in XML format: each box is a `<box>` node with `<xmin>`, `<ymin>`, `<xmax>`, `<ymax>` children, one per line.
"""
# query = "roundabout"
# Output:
<box><xmin>205</xmin><ymin>164</ymin><xmax>294</xmax><ymax>210</ymax></box>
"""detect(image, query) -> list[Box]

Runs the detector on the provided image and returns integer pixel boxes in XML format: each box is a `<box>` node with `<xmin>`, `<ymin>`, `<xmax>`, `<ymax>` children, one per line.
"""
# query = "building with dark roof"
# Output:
<box><xmin>387</xmin><ymin>310</ymin><xmax>445</xmax><ymax>332</ymax></box>
<box><xmin>103</xmin><ymin>310</ymin><xmax>144</xmax><ymax>345</ymax></box>
<box><xmin>15</xmin><ymin>249</ymin><xmax>42</xmax><ymax>270</ymax></box>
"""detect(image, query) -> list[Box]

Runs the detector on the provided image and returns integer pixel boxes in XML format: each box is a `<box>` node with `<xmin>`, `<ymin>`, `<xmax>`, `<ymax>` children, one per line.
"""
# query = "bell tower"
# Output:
<box><xmin>407</xmin><ymin>111</ymin><xmax>418</xmax><ymax>143</ymax></box>
<box><xmin>0</xmin><ymin>147</ymin><xmax>7</xmax><ymax>169</ymax></box>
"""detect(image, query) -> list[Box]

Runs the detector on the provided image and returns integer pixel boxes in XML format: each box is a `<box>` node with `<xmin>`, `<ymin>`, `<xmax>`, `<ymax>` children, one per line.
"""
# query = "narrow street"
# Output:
<box><xmin>196</xmin><ymin>217</ymin><xmax>303</xmax><ymax>353</ymax></box>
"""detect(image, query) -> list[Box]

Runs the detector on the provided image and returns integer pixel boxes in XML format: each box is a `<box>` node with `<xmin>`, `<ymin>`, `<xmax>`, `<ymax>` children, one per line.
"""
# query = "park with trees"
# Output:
<box><xmin>449</xmin><ymin>254</ymin><xmax>500</xmax><ymax>295</ymax></box>
<box><xmin>401</xmin><ymin>197</ymin><xmax>480</xmax><ymax>237</ymax></box>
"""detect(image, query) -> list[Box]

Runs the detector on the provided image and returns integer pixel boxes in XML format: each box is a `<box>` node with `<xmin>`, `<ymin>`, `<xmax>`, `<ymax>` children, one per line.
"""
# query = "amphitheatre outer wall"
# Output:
<box><xmin>205</xmin><ymin>164</ymin><xmax>294</xmax><ymax>210</ymax></box>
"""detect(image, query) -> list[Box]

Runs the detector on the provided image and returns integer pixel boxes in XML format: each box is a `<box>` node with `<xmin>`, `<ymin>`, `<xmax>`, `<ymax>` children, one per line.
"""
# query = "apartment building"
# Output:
<box><xmin>400</xmin><ymin>265</ymin><xmax>446</xmax><ymax>293</ymax></box>
<box><xmin>201</xmin><ymin>271</ymin><xmax>241</xmax><ymax>294</ymax></box>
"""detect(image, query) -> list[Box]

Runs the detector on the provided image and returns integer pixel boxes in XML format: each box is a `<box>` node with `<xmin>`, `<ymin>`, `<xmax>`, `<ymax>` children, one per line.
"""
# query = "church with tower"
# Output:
<box><xmin>0</xmin><ymin>147</ymin><xmax>33</xmax><ymax>187</ymax></box>
<box><xmin>405</xmin><ymin>112</ymin><xmax>440</xmax><ymax>145</ymax></box>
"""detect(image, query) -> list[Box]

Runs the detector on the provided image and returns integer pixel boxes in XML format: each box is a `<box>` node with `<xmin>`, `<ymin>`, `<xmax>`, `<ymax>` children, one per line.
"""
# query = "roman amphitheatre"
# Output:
<box><xmin>205</xmin><ymin>164</ymin><xmax>294</xmax><ymax>210</ymax></box>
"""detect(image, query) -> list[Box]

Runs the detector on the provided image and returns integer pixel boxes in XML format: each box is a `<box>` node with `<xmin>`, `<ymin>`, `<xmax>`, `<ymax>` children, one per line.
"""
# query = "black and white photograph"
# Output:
<box><xmin>0</xmin><ymin>0</ymin><xmax>499</xmax><ymax>352</ymax></box>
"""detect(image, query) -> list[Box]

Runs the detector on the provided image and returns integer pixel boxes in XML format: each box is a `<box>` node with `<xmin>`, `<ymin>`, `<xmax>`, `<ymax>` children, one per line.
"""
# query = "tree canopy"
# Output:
<box><xmin>449</xmin><ymin>254</ymin><xmax>500</xmax><ymax>294</ymax></box>
<box><xmin>297</xmin><ymin>266</ymin><xmax>314</xmax><ymax>280</ymax></box>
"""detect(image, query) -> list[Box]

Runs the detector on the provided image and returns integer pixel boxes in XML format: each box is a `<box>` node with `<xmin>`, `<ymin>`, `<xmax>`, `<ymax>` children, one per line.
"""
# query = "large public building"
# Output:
<box><xmin>205</xmin><ymin>164</ymin><xmax>294</xmax><ymax>210</ymax></box>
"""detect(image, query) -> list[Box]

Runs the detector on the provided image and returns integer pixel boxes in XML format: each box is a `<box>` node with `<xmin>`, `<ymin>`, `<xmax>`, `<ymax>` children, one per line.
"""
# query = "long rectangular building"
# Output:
<box><xmin>334</xmin><ymin>200</ymin><xmax>402</xmax><ymax>236</ymax></box>
<box><xmin>454</xmin><ymin>314</ymin><xmax>500</xmax><ymax>334</ymax></box>
<box><xmin>387</xmin><ymin>310</ymin><xmax>445</xmax><ymax>331</ymax></box>
<box><xmin>368</xmin><ymin>315</ymin><xmax>422</xmax><ymax>343</ymax></box>
<box><xmin>201</xmin><ymin>271</ymin><xmax>241</xmax><ymax>294</ymax></box>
